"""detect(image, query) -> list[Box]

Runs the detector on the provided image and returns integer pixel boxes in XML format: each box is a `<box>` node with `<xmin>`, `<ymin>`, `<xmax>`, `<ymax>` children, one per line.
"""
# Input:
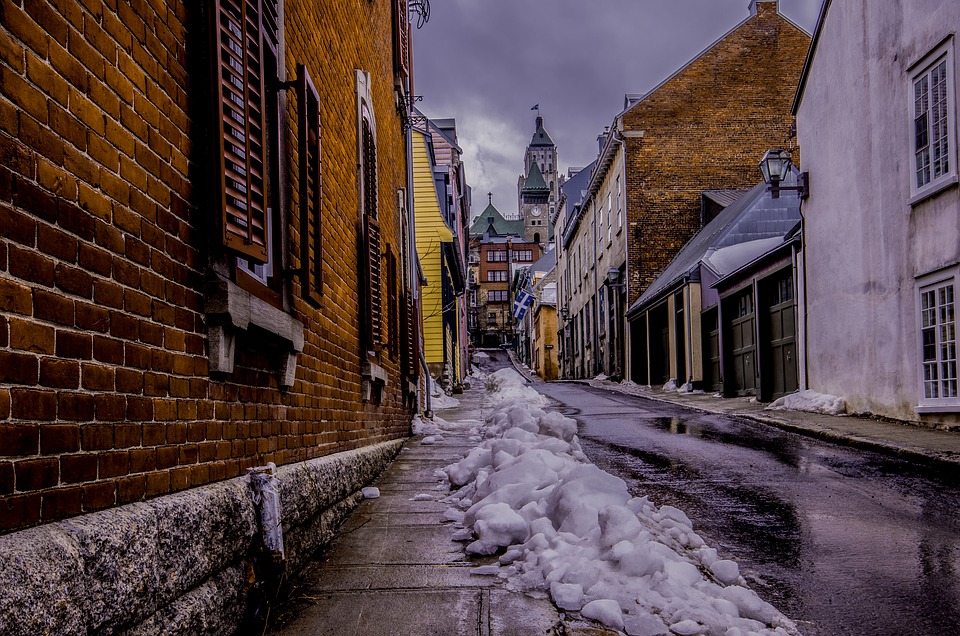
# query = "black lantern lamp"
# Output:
<box><xmin>759</xmin><ymin>149</ymin><xmax>809</xmax><ymax>200</ymax></box>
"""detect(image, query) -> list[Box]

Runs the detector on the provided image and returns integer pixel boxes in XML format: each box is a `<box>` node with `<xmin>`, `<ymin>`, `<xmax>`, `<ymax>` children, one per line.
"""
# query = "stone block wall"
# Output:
<box><xmin>0</xmin><ymin>0</ymin><xmax>414</xmax><ymax>535</ymax></box>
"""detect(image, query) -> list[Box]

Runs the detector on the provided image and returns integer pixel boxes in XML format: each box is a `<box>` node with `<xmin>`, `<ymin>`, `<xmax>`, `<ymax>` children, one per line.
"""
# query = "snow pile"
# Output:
<box><xmin>412</xmin><ymin>414</ymin><xmax>474</xmax><ymax>438</ymax></box>
<box><xmin>442</xmin><ymin>368</ymin><xmax>798</xmax><ymax>635</ymax></box>
<box><xmin>662</xmin><ymin>379</ymin><xmax>678</xmax><ymax>392</ymax></box>
<box><xmin>766</xmin><ymin>390</ymin><xmax>846</xmax><ymax>416</ymax></box>
<box><xmin>430</xmin><ymin>376</ymin><xmax>461</xmax><ymax>409</ymax></box>
<box><xmin>470</xmin><ymin>364</ymin><xmax>489</xmax><ymax>382</ymax></box>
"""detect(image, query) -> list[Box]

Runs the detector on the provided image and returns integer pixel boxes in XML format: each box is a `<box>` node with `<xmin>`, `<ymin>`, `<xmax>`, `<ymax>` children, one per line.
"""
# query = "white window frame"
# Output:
<box><xmin>908</xmin><ymin>38</ymin><xmax>958</xmax><ymax>205</ymax></box>
<box><xmin>916</xmin><ymin>266</ymin><xmax>960</xmax><ymax>412</ymax></box>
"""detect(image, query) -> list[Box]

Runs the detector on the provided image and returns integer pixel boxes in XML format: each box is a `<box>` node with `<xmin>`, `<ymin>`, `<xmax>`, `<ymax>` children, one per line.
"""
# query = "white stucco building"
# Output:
<box><xmin>795</xmin><ymin>0</ymin><xmax>960</xmax><ymax>424</ymax></box>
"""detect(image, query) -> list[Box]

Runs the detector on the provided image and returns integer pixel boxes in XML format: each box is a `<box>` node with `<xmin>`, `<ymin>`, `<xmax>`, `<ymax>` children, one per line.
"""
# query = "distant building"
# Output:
<box><xmin>517</xmin><ymin>115</ymin><xmax>559</xmax><ymax>247</ymax></box>
<box><xmin>467</xmin><ymin>201</ymin><xmax>541</xmax><ymax>348</ymax></box>
<box><xmin>515</xmin><ymin>250</ymin><xmax>559</xmax><ymax>381</ymax></box>
<box><xmin>557</xmin><ymin>2</ymin><xmax>808</xmax><ymax>382</ymax></box>
<box><xmin>555</xmin><ymin>163</ymin><xmax>596</xmax><ymax>378</ymax></box>
<box><xmin>794</xmin><ymin>0</ymin><xmax>960</xmax><ymax>425</ymax></box>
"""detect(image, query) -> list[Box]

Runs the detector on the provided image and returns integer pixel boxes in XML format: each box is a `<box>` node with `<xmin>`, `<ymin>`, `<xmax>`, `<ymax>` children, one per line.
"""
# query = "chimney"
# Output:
<box><xmin>749</xmin><ymin>0</ymin><xmax>778</xmax><ymax>16</ymax></box>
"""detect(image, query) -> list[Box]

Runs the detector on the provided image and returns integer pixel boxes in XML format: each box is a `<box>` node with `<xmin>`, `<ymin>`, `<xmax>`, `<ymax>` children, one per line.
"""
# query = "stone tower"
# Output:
<box><xmin>517</xmin><ymin>115</ymin><xmax>558</xmax><ymax>245</ymax></box>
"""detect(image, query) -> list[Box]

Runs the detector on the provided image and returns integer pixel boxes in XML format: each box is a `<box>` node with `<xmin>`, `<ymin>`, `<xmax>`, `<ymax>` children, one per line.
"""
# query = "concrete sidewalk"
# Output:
<box><xmin>267</xmin><ymin>381</ymin><xmax>568</xmax><ymax>636</ymax></box>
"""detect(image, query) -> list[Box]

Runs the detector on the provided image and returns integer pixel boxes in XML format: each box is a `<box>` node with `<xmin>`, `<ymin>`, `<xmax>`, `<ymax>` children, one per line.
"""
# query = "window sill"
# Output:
<box><xmin>909</xmin><ymin>174</ymin><xmax>958</xmax><ymax>207</ymax></box>
<box><xmin>915</xmin><ymin>403</ymin><xmax>960</xmax><ymax>414</ymax></box>
<box><xmin>205</xmin><ymin>275</ymin><xmax>304</xmax><ymax>388</ymax></box>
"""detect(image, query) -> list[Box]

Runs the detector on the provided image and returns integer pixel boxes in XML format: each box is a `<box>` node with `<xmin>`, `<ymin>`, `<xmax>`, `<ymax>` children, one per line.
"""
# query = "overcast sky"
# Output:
<box><xmin>412</xmin><ymin>0</ymin><xmax>821</xmax><ymax>222</ymax></box>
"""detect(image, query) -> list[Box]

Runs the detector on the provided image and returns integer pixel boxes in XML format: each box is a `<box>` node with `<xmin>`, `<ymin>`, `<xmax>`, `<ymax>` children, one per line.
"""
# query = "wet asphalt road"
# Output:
<box><xmin>523</xmin><ymin>379</ymin><xmax>960</xmax><ymax>636</ymax></box>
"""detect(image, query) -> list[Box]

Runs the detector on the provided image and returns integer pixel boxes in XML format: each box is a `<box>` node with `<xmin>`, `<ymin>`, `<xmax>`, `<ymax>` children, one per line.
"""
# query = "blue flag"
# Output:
<box><xmin>512</xmin><ymin>290</ymin><xmax>535</xmax><ymax>321</ymax></box>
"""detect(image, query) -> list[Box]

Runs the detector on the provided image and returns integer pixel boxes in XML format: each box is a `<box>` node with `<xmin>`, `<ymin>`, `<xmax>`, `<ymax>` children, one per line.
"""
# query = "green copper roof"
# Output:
<box><xmin>521</xmin><ymin>161</ymin><xmax>549</xmax><ymax>193</ymax></box>
<box><xmin>469</xmin><ymin>199</ymin><xmax>524</xmax><ymax>237</ymax></box>
<box><xmin>529</xmin><ymin>116</ymin><xmax>554</xmax><ymax>147</ymax></box>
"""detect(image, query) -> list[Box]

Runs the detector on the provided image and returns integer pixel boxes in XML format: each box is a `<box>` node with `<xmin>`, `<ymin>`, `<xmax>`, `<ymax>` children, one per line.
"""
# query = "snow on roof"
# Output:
<box><xmin>702</xmin><ymin>236</ymin><xmax>785</xmax><ymax>278</ymax></box>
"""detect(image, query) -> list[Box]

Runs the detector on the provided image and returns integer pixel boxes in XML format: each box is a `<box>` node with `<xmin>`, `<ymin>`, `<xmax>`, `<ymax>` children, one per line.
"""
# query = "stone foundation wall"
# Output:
<box><xmin>0</xmin><ymin>438</ymin><xmax>402</xmax><ymax>636</ymax></box>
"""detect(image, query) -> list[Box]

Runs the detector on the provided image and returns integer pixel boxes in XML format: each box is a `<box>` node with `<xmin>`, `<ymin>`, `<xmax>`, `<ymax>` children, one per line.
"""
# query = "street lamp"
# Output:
<box><xmin>560</xmin><ymin>307</ymin><xmax>569</xmax><ymax>320</ymax></box>
<box><xmin>758</xmin><ymin>149</ymin><xmax>809</xmax><ymax>200</ymax></box>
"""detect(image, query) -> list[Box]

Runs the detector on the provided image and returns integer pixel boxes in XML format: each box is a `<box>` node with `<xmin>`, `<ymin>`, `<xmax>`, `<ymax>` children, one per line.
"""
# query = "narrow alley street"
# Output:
<box><xmin>531</xmin><ymin>380</ymin><xmax>960</xmax><ymax>636</ymax></box>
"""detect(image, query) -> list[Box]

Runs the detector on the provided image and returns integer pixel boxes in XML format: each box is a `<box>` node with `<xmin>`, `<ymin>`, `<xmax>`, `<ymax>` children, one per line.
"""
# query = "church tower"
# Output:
<box><xmin>517</xmin><ymin>114</ymin><xmax>558</xmax><ymax>245</ymax></box>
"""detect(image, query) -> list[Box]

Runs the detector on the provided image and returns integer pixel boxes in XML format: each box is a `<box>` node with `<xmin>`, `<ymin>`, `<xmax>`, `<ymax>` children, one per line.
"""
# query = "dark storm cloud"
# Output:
<box><xmin>413</xmin><ymin>0</ymin><xmax>822</xmax><ymax>220</ymax></box>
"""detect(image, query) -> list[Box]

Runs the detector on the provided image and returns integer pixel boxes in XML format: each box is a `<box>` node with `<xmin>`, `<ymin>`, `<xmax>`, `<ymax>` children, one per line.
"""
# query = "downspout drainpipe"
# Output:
<box><xmin>404</xmin><ymin>76</ymin><xmax>426</xmax><ymax>413</ymax></box>
<box><xmin>590</xmin><ymin>201</ymin><xmax>600</xmax><ymax>377</ymax></box>
<box><xmin>421</xmin><ymin>349</ymin><xmax>433</xmax><ymax>418</ymax></box>
<box><xmin>795</xmin><ymin>225</ymin><xmax>808</xmax><ymax>390</ymax></box>
<box><xmin>615</xmin><ymin>125</ymin><xmax>629</xmax><ymax>381</ymax></box>
<box><xmin>684</xmin><ymin>275</ymin><xmax>693</xmax><ymax>386</ymax></box>
<box><xmin>248</xmin><ymin>462</ymin><xmax>285</xmax><ymax>562</ymax></box>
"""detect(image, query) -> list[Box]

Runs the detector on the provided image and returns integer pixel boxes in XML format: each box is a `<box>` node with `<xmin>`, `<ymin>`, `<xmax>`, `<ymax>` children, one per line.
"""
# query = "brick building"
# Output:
<box><xmin>0</xmin><ymin>0</ymin><xmax>422</xmax><ymax>632</ymax></box>
<box><xmin>620</xmin><ymin>0</ymin><xmax>809</xmax><ymax>383</ymax></box>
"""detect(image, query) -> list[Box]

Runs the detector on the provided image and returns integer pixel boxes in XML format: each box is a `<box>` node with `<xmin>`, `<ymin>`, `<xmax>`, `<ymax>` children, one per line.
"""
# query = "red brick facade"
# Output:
<box><xmin>0</xmin><ymin>0</ymin><xmax>416</xmax><ymax>533</ymax></box>
<box><xmin>622</xmin><ymin>2</ymin><xmax>810</xmax><ymax>305</ymax></box>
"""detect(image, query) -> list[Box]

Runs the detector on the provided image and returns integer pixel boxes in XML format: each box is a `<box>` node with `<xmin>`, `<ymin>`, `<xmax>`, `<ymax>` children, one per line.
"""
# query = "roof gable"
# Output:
<box><xmin>624</xmin><ymin>2</ymin><xmax>810</xmax><ymax>120</ymax></box>
<box><xmin>469</xmin><ymin>199</ymin><xmax>523</xmax><ymax>237</ymax></box>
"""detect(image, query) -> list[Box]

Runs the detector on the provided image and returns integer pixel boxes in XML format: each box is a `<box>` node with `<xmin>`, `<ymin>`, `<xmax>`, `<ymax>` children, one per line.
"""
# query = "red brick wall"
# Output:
<box><xmin>0</xmin><ymin>0</ymin><xmax>413</xmax><ymax>533</ymax></box>
<box><xmin>623</xmin><ymin>2</ymin><xmax>810</xmax><ymax>305</ymax></box>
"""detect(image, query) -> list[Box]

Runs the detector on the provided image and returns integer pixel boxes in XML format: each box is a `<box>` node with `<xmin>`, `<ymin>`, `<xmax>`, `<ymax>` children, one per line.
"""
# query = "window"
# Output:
<box><xmin>597</xmin><ymin>202</ymin><xmax>603</xmax><ymax>245</ymax></box>
<box><xmin>616</xmin><ymin>175</ymin><xmax>623</xmax><ymax>229</ymax></box>
<box><xmin>297</xmin><ymin>64</ymin><xmax>323</xmax><ymax>305</ymax></box>
<box><xmin>515</xmin><ymin>250</ymin><xmax>533</xmax><ymax>262</ymax></box>
<box><xmin>392</xmin><ymin>0</ymin><xmax>410</xmax><ymax>83</ymax></box>
<box><xmin>910</xmin><ymin>40</ymin><xmax>956</xmax><ymax>201</ymax></box>
<box><xmin>734</xmin><ymin>291</ymin><xmax>753</xmax><ymax>318</ymax></box>
<box><xmin>357</xmin><ymin>70</ymin><xmax>382</xmax><ymax>356</ymax></box>
<box><xmin>213</xmin><ymin>0</ymin><xmax>287</xmax><ymax>306</ymax></box>
<box><xmin>598</xmin><ymin>287</ymin><xmax>606</xmax><ymax>336</ymax></box>
<box><xmin>607</xmin><ymin>193</ymin><xmax>612</xmax><ymax>243</ymax></box>
<box><xmin>487</xmin><ymin>270</ymin><xmax>508</xmax><ymax>282</ymax></box>
<box><xmin>918</xmin><ymin>274</ymin><xmax>959</xmax><ymax>408</ymax></box>
<box><xmin>487</xmin><ymin>250</ymin><xmax>507</xmax><ymax>262</ymax></box>
<box><xmin>213</xmin><ymin>0</ymin><xmax>280</xmax><ymax>265</ymax></box>
<box><xmin>489</xmin><ymin>290</ymin><xmax>508</xmax><ymax>303</ymax></box>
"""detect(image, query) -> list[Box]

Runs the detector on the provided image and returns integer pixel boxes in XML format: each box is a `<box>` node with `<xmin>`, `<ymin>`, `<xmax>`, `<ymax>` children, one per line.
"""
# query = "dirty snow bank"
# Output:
<box><xmin>441</xmin><ymin>368</ymin><xmax>799</xmax><ymax>636</ymax></box>
<box><xmin>429</xmin><ymin>376</ymin><xmax>461</xmax><ymax>409</ymax></box>
<box><xmin>766</xmin><ymin>390</ymin><xmax>846</xmax><ymax>416</ymax></box>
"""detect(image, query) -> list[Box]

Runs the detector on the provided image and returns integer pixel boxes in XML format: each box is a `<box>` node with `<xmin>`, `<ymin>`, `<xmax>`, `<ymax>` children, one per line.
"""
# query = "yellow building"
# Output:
<box><xmin>412</xmin><ymin>126</ymin><xmax>466</xmax><ymax>385</ymax></box>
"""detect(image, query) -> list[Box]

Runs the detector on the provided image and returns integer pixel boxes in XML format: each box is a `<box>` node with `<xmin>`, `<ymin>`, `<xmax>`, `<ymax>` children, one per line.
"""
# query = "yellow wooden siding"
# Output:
<box><xmin>412</xmin><ymin>130</ymin><xmax>452</xmax><ymax>366</ymax></box>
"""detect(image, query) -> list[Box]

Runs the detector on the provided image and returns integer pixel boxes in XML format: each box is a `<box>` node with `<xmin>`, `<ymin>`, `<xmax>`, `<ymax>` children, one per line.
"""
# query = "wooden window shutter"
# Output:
<box><xmin>403</xmin><ymin>292</ymin><xmax>419</xmax><ymax>381</ymax></box>
<box><xmin>361</xmin><ymin>116</ymin><xmax>382</xmax><ymax>352</ymax></box>
<box><xmin>365</xmin><ymin>214</ymin><xmax>383</xmax><ymax>352</ymax></box>
<box><xmin>387</xmin><ymin>246</ymin><xmax>399</xmax><ymax>355</ymax></box>
<box><xmin>362</xmin><ymin>120</ymin><xmax>378</xmax><ymax>220</ymax></box>
<box><xmin>393</xmin><ymin>0</ymin><xmax>409</xmax><ymax>82</ymax></box>
<box><xmin>212</xmin><ymin>0</ymin><xmax>273</xmax><ymax>263</ymax></box>
<box><xmin>297</xmin><ymin>64</ymin><xmax>323</xmax><ymax>304</ymax></box>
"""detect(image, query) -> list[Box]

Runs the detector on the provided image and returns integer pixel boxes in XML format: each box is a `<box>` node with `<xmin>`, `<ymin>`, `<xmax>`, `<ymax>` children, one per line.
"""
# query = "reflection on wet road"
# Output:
<box><xmin>534</xmin><ymin>381</ymin><xmax>960</xmax><ymax>636</ymax></box>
